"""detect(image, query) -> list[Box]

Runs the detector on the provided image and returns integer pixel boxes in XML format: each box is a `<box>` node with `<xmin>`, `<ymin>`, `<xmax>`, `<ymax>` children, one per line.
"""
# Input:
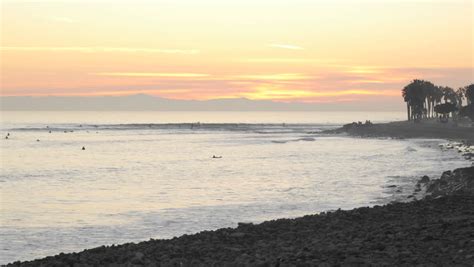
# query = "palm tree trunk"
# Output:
<box><xmin>428</xmin><ymin>100</ymin><xmax>431</xmax><ymax>118</ymax></box>
<box><xmin>407</xmin><ymin>103</ymin><xmax>411</xmax><ymax>121</ymax></box>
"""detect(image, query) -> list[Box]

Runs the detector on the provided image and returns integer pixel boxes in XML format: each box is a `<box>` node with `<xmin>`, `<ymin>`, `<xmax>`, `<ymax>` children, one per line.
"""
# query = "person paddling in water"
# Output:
<box><xmin>212</xmin><ymin>155</ymin><xmax>222</xmax><ymax>159</ymax></box>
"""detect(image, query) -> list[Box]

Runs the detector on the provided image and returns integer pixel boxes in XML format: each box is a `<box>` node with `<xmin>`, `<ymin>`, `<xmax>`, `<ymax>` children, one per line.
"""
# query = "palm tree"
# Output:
<box><xmin>421</xmin><ymin>81</ymin><xmax>436</xmax><ymax>118</ymax></box>
<box><xmin>435</xmin><ymin>86</ymin><xmax>459</xmax><ymax>119</ymax></box>
<box><xmin>402</xmin><ymin>85</ymin><xmax>413</xmax><ymax>121</ymax></box>
<box><xmin>465</xmin><ymin>84</ymin><xmax>474</xmax><ymax>105</ymax></box>
<box><xmin>402</xmin><ymin>79</ymin><xmax>429</xmax><ymax>121</ymax></box>
<box><xmin>456</xmin><ymin>87</ymin><xmax>465</xmax><ymax>107</ymax></box>
<box><xmin>432</xmin><ymin>86</ymin><xmax>444</xmax><ymax>117</ymax></box>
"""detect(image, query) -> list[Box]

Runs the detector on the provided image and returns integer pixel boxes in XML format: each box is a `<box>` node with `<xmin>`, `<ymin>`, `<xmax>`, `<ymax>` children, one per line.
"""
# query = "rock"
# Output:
<box><xmin>425</xmin><ymin>166</ymin><xmax>474</xmax><ymax>197</ymax></box>
<box><xmin>230</xmin><ymin>232</ymin><xmax>246</xmax><ymax>238</ymax></box>
<box><xmin>419</xmin><ymin>175</ymin><xmax>430</xmax><ymax>183</ymax></box>
<box><xmin>441</xmin><ymin>170</ymin><xmax>452</xmax><ymax>179</ymax></box>
<box><xmin>130</xmin><ymin>252</ymin><xmax>144</xmax><ymax>265</ymax></box>
<box><xmin>238</xmin><ymin>222</ymin><xmax>254</xmax><ymax>228</ymax></box>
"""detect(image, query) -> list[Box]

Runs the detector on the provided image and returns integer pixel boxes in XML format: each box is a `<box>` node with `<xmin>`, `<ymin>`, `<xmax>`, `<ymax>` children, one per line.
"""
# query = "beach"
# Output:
<box><xmin>7</xmin><ymin>111</ymin><xmax>466</xmax><ymax>264</ymax></box>
<box><xmin>3</xmin><ymin>0</ymin><xmax>473</xmax><ymax>265</ymax></box>
<box><xmin>7</xmin><ymin>166</ymin><xmax>474</xmax><ymax>266</ymax></box>
<box><xmin>4</xmin><ymin>119</ymin><xmax>474</xmax><ymax>266</ymax></box>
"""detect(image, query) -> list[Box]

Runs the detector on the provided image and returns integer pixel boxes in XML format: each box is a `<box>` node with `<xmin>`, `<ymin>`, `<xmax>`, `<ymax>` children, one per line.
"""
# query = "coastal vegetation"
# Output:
<box><xmin>402</xmin><ymin>80</ymin><xmax>474</xmax><ymax>122</ymax></box>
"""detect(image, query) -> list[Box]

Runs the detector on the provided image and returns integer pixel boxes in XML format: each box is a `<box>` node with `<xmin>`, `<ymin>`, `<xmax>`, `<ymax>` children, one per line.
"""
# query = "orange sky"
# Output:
<box><xmin>1</xmin><ymin>0</ymin><xmax>472</xmax><ymax>105</ymax></box>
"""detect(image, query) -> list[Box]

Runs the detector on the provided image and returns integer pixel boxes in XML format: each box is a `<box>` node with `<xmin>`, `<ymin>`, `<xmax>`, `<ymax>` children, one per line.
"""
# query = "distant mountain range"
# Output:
<box><xmin>0</xmin><ymin>94</ymin><xmax>403</xmax><ymax>111</ymax></box>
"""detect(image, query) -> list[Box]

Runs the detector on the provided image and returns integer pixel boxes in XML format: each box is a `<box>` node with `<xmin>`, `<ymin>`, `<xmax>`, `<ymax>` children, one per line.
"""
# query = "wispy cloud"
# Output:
<box><xmin>240</xmin><ymin>88</ymin><xmax>387</xmax><ymax>100</ymax></box>
<box><xmin>49</xmin><ymin>17</ymin><xmax>76</xmax><ymax>23</ymax></box>
<box><xmin>94</xmin><ymin>72</ymin><xmax>210</xmax><ymax>78</ymax></box>
<box><xmin>79</xmin><ymin>89</ymin><xmax>191</xmax><ymax>96</ymax></box>
<box><xmin>237</xmin><ymin>58</ymin><xmax>314</xmax><ymax>63</ymax></box>
<box><xmin>234</xmin><ymin>73</ymin><xmax>311</xmax><ymax>81</ymax></box>
<box><xmin>268</xmin><ymin>44</ymin><xmax>304</xmax><ymax>50</ymax></box>
<box><xmin>93</xmin><ymin>72</ymin><xmax>312</xmax><ymax>81</ymax></box>
<box><xmin>345</xmin><ymin>66</ymin><xmax>384</xmax><ymax>74</ymax></box>
<box><xmin>242</xmin><ymin>88</ymin><xmax>315</xmax><ymax>100</ymax></box>
<box><xmin>0</xmin><ymin>47</ymin><xmax>200</xmax><ymax>54</ymax></box>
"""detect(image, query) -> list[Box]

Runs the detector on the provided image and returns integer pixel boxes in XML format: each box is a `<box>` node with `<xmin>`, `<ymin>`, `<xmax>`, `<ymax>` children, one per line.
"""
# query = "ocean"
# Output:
<box><xmin>0</xmin><ymin>111</ymin><xmax>469</xmax><ymax>263</ymax></box>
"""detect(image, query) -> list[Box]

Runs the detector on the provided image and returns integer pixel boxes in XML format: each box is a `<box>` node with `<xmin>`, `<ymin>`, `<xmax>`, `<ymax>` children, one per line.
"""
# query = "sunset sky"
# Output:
<box><xmin>1</xmin><ymin>0</ymin><xmax>472</xmax><ymax>106</ymax></box>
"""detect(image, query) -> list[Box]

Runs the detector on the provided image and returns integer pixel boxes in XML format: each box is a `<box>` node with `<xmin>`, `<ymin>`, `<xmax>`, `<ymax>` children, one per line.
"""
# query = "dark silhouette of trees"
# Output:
<box><xmin>430</xmin><ymin>86</ymin><xmax>444</xmax><ymax>118</ymax></box>
<box><xmin>465</xmin><ymin>84</ymin><xmax>474</xmax><ymax>105</ymax></box>
<box><xmin>402</xmin><ymin>83</ymin><xmax>414</xmax><ymax>121</ymax></box>
<box><xmin>441</xmin><ymin>87</ymin><xmax>457</xmax><ymax>104</ymax></box>
<box><xmin>458</xmin><ymin>84</ymin><xmax>474</xmax><ymax>122</ymax></box>
<box><xmin>434</xmin><ymin>103</ymin><xmax>457</xmax><ymax>122</ymax></box>
<box><xmin>459</xmin><ymin>104</ymin><xmax>474</xmax><ymax>121</ymax></box>
<box><xmin>402</xmin><ymin>80</ymin><xmax>434</xmax><ymax>121</ymax></box>
<box><xmin>402</xmin><ymin>80</ymin><xmax>473</xmax><ymax>122</ymax></box>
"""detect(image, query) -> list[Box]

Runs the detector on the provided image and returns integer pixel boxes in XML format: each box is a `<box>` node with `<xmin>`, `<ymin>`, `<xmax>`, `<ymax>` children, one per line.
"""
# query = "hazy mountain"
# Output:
<box><xmin>0</xmin><ymin>94</ymin><xmax>403</xmax><ymax>111</ymax></box>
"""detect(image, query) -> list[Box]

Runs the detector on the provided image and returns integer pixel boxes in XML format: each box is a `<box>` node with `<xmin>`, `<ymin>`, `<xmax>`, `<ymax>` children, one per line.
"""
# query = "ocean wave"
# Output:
<box><xmin>271</xmin><ymin>137</ymin><xmax>316</xmax><ymax>144</ymax></box>
<box><xmin>8</xmin><ymin>123</ymin><xmax>339</xmax><ymax>134</ymax></box>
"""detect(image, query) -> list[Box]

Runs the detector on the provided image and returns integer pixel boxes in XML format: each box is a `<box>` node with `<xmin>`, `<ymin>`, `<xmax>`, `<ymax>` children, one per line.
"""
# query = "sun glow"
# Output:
<box><xmin>234</xmin><ymin>73</ymin><xmax>312</xmax><ymax>81</ymax></box>
<box><xmin>242</xmin><ymin>87</ymin><xmax>396</xmax><ymax>100</ymax></box>
<box><xmin>1</xmin><ymin>0</ymin><xmax>472</xmax><ymax>105</ymax></box>
<box><xmin>94</xmin><ymin>73</ymin><xmax>211</xmax><ymax>78</ymax></box>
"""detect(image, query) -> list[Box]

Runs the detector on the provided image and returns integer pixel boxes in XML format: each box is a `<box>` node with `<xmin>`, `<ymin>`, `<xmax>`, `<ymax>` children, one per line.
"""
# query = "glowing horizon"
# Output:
<box><xmin>1</xmin><ymin>0</ymin><xmax>472</xmax><ymax>106</ymax></box>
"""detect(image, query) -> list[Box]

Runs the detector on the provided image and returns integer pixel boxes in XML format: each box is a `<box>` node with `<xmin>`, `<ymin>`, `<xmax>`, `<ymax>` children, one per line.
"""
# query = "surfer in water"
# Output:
<box><xmin>212</xmin><ymin>155</ymin><xmax>222</xmax><ymax>159</ymax></box>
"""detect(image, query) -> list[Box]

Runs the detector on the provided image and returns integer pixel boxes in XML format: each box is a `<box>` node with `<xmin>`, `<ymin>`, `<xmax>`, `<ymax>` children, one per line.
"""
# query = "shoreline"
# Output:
<box><xmin>6</xmin><ymin>166</ymin><xmax>474</xmax><ymax>265</ymax></box>
<box><xmin>5</xmin><ymin>120</ymin><xmax>474</xmax><ymax>266</ymax></box>
<box><xmin>324</xmin><ymin>119</ymin><xmax>474</xmax><ymax>144</ymax></box>
<box><xmin>325</xmin><ymin>120</ymin><xmax>474</xmax><ymax>164</ymax></box>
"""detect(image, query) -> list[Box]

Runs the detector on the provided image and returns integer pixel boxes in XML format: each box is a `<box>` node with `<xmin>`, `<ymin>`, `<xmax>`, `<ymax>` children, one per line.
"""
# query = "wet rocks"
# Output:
<box><xmin>420</xmin><ymin>167</ymin><xmax>474</xmax><ymax>198</ymax></box>
<box><xmin>419</xmin><ymin>175</ymin><xmax>430</xmax><ymax>184</ymax></box>
<box><xmin>439</xmin><ymin>141</ymin><xmax>474</xmax><ymax>162</ymax></box>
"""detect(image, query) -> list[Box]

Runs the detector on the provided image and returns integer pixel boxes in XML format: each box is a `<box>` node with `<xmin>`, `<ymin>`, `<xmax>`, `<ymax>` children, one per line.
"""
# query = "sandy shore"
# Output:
<box><xmin>6</xmin><ymin>166</ymin><xmax>474</xmax><ymax>266</ymax></box>
<box><xmin>326</xmin><ymin>119</ymin><xmax>474</xmax><ymax>143</ymax></box>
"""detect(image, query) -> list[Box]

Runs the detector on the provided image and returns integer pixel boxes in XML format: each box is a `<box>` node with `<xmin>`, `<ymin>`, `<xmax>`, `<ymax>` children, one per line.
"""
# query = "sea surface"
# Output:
<box><xmin>0</xmin><ymin>111</ymin><xmax>469</xmax><ymax>264</ymax></box>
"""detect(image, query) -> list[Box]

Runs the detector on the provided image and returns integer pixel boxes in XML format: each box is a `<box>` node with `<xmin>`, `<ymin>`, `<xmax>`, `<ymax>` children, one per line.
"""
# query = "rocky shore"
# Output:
<box><xmin>416</xmin><ymin>166</ymin><xmax>474</xmax><ymax>199</ymax></box>
<box><xmin>328</xmin><ymin>120</ymin><xmax>474</xmax><ymax>165</ymax></box>
<box><xmin>7</xmin><ymin>166</ymin><xmax>474</xmax><ymax>266</ymax></box>
<box><xmin>327</xmin><ymin>120</ymin><xmax>474</xmax><ymax>143</ymax></box>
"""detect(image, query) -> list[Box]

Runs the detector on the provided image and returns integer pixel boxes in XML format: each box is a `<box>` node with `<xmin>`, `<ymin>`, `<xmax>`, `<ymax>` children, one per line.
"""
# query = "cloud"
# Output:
<box><xmin>93</xmin><ymin>72</ymin><xmax>313</xmax><ymax>81</ymax></box>
<box><xmin>79</xmin><ymin>89</ymin><xmax>191</xmax><ymax>96</ymax></box>
<box><xmin>94</xmin><ymin>72</ymin><xmax>210</xmax><ymax>78</ymax></box>
<box><xmin>268</xmin><ymin>44</ymin><xmax>304</xmax><ymax>50</ymax></box>
<box><xmin>240</xmin><ymin>87</ymin><xmax>390</xmax><ymax>100</ymax></box>
<box><xmin>345</xmin><ymin>66</ymin><xmax>384</xmax><ymax>74</ymax></box>
<box><xmin>237</xmin><ymin>58</ymin><xmax>316</xmax><ymax>63</ymax></box>
<box><xmin>234</xmin><ymin>73</ymin><xmax>311</xmax><ymax>81</ymax></box>
<box><xmin>49</xmin><ymin>17</ymin><xmax>76</xmax><ymax>23</ymax></box>
<box><xmin>0</xmin><ymin>46</ymin><xmax>200</xmax><ymax>54</ymax></box>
